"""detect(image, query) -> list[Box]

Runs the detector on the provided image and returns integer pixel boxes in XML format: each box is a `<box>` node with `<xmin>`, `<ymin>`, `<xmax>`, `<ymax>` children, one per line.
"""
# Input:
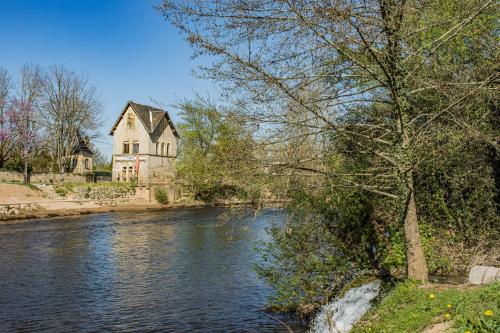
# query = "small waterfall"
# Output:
<box><xmin>308</xmin><ymin>280</ymin><xmax>381</xmax><ymax>333</ymax></box>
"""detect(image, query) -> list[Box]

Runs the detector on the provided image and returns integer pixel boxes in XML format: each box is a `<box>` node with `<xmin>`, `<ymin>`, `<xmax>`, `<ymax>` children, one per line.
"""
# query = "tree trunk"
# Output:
<box><xmin>404</xmin><ymin>171</ymin><xmax>428</xmax><ymax>281</ymax></box>
<box><xmin>23</xmin><ymin>150</ymin><xmax>28</xmax><ymax>184</ymax></box>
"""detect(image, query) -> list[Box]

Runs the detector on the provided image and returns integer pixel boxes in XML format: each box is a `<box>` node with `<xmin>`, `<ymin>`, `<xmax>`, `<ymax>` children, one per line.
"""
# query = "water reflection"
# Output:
<box><xmin>0</xmin><ymin>207</ymin><xmax>305</xmax><ymax>332</ymax></box>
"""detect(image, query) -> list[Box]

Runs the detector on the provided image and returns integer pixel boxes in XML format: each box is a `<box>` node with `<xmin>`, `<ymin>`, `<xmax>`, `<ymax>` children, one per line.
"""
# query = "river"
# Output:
<box><xmin>0</xmin><ymin>207</ymin><xmax>306</xmax><ymax>332</ymax></box>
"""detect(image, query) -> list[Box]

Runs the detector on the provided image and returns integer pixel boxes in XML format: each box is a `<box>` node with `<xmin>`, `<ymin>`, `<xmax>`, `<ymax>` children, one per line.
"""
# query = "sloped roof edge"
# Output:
<box><xmin>108</xmin><ymin>101</ymin><xmax>179</xmax><ymax>138</ymax></box>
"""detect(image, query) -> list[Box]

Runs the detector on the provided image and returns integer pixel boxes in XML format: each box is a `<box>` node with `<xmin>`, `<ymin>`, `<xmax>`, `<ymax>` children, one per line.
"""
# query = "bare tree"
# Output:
<box><xmin>0</xmin><ymin>68</ymin><xmax>12</xmax><ymax>168</ymax></box>
<box><xmin>41</xmin><ymin>65</ymin><xmax>103</xmax><ymax>173</ymax></box>
<box><xmin>8</xmin><ymin>64</ymin><xmax>45</xmax><ymax>182</ymax></box>
<box><xmin>160</xmin><ymin>0</ymin><xmax>499</xmax><ymax>280</ymax></box>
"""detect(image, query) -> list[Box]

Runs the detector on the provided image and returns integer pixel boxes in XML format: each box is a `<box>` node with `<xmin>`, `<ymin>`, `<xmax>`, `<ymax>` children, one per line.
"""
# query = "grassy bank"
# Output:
<box><xmin>352</xmin><ymin>281</ymin><xmax>499</xmax><ymax>333</ymax></box>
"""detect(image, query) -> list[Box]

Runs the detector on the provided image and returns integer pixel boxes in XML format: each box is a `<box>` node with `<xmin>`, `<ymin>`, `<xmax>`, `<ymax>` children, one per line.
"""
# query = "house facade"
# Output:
<box><xmin>109</xmin><ymin>101</ymin><xmax>179</xmax><ymax>185</ymax></box>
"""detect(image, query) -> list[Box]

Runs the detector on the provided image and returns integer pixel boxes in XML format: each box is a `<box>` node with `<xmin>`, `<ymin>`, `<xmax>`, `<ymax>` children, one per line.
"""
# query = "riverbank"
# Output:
<box><xmin>351</xmin><ymin>281</ymin><xmax>499</xmax><ymax>333</ymax></box>
<box><xmin>0</xmin><ymin>182</ymin><xmax>287</xmax><ymax>223</ymax></box>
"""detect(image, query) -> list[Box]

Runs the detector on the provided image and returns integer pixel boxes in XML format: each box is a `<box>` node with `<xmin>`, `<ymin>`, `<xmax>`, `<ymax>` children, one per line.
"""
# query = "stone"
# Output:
<box><xmin>468</xmin><ymin>265</ymin><xmax>500</xmax><ymax>285</ymax></box>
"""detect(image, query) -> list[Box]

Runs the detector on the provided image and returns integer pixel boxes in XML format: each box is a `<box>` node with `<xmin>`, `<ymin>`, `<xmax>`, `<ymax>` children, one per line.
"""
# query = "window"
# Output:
<box><xmin>132</xmin><ymin>142</ymin><xmax>139</xmax><ymax>154</ymax></box>
<box><xmin>161</xmin><ymin>143</ymin><xmax>165</xmax><ymax>155</ymax></box>
<box><xmin>127</xmin><ymin>113</ymin><xmax>134</xmax><ymax>127</ymax></box>
<box><xmin>122</xmin><ymin>166</ymin><xmax>127</xmax><ymax>181</ymax></box>
<box><xmin>123</xmin><ymin>142</ymin><xmax>130</xmax><ymax>154</ymax></box>
<box><xmin>166</xmin><ymin>143</ymin><xmax>170</xmax><ymax>157</ymax></box>
<box><xmin>156</xmin><ymin>142</ymin><xmax>159</xmax><ymax>155</ymax></box>
<box><xmin>128</xmin><ymin>166</ymin><xmax>133</xmax><ymax>181</ymax></box>
<box><xmin>84</xmin><ymin>158</ymin><xmax>90</xmax><ymax>170</ymax></box>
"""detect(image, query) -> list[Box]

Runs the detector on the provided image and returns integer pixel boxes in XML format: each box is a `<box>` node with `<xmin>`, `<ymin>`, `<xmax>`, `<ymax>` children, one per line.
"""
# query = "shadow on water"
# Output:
<box><xmin>0</xmin><ymin>207</ymin><xmax>307</xmax><ymax>332</ymax></box>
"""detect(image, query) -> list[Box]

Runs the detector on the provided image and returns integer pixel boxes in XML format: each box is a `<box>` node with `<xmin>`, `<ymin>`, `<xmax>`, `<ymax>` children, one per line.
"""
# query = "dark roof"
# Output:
<box><xmin>71</xmin><ymin>136</ymin><xmax>93</xmax><ymax>155</ymax></box>
<box><xmin>109</xmin><ymin>101</ymin><xmax>179</xmax><ymax>137</ymax></box>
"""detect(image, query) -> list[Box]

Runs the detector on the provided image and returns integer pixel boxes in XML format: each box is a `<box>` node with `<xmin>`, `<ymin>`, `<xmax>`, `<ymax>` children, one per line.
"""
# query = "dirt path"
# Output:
<box><xmin>0</xmin><ymin>183</ymin><xmax>47</xmax><ymax>204</ymax></box>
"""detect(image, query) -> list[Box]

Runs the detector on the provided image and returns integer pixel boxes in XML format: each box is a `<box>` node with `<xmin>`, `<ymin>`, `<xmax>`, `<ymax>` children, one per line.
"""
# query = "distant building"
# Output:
<box><xmin>109</xmin><ymin>101</ymin><xmax>179</xmax><ymax>184</ymax></box>
<box><xmin>69</xmin><ymin>135</ymin><xmax>93</xmax><ymax>174</ymax></box>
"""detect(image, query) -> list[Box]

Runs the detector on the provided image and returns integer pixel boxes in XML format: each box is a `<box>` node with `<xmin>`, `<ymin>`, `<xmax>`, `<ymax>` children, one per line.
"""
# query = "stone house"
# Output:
<box><xmin>69</xmin><ymin>136</ymin><xmax>93</xmax><ymax>174</ymax></box>
<box><xmin>109</xmin><ymin>101</ymin><xmax>179</xmax><ymax>185</ymax></box>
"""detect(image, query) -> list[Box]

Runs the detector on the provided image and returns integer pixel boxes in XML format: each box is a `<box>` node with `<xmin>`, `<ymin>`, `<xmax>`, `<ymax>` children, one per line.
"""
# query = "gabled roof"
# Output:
<box><xmin>71</xmin><ymin>136</ymin><xmax>93</xmax><ymax>155</ymax></box>
<box><xmin>109</xmin><ymin>101</ymin><xmax>179</xmax><ymax>137</ymax></box>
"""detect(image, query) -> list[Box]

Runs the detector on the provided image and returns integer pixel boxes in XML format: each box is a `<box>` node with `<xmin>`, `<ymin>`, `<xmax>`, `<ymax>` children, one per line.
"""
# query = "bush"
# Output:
<box><xmin>154</xmin><ymin>188</ymin><xmax>169</xmax><ymax>205</ymax></box>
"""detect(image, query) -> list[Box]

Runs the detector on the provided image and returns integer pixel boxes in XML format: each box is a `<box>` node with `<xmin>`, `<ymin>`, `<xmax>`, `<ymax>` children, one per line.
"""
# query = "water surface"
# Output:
<box><xmin>0</xmin><ymin>207</ymin><xmax>305</xmax><ymax>332</ymax></box>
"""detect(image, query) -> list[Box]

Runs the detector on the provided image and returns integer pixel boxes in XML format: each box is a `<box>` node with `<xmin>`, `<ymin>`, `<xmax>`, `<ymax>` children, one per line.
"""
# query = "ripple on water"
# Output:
<box><xmin>0</xmin><ymin>207</ymin><xmax>306</xmax><ymax>332</ymax></box>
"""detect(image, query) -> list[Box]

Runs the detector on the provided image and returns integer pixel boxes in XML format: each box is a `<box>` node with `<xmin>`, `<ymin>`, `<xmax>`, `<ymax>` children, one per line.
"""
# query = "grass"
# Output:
<box><xmin>352</xmin><ymin>281</ymin><xmax>499</xmax><ymax>333</ymax></box>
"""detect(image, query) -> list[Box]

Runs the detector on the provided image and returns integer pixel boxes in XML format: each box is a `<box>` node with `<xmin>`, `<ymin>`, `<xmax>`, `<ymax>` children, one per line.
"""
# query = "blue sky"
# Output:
<box><xmin>0</xmin><ymin>0</ymin><xmax>215</xmax><ymax>157</ymax></box>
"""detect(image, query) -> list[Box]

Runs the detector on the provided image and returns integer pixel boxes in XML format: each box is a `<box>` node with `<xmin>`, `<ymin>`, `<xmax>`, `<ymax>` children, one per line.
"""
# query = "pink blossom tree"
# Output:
<box><xmin>0</xmin><ymin>68</ymin><xmax>13</xmax><ymax>168</ymax></box>
<box><xmin>7</xmin><ymin>98</ymin><xmax>39</xmax><ymax>183</ymax></box>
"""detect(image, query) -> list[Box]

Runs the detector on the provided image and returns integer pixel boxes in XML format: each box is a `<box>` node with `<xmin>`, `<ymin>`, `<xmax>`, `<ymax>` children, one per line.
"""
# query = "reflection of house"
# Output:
<box><xmin>109</xmin><ymin>101</ymin><xmax>178</xmax><ymax>184</ymax></box>
<box><xmin>69</xmin><ymin>136</ymin><xmax>93</xmax><ymax>174</ymax></box>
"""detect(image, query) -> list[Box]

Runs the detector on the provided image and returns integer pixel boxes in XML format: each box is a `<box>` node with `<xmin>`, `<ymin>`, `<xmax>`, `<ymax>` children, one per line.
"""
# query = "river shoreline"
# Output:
<box><xmin>0</xmin><ymin>197</ymin><xmax>289</xmax><ymax>223</ymax></box>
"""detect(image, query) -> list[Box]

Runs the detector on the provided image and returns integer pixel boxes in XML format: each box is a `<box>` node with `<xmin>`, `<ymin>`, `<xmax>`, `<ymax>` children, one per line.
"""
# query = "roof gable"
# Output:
<box><xmin>71</xmin><ymin>136</ymin><xmax>93</xmax><ymax>155</ymax></box>
<box><xmin>109</xmin><ymin>101</ymin><xmax>179</xmax><ymax>137</ymax></box>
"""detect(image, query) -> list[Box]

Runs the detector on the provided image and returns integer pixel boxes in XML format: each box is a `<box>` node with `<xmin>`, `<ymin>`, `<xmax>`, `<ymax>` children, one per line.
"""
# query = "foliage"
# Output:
<box><xmin>352</xmin><ymin>281</ymin><xmax>500</xmax><ymax>333</ymax></box>
<box><xmin>256</xmin><ymin>185</ymin><xmax>379</xmax><ymax>314</ymax></box>
<box><xmin>154</xmin><ymin>187</ymin><xmax>169</xmax><ymax>205</ymax></box>
<box><xmin>162</xmin><ymin>0</ymin><xmax>499</xmax><ymax>285</ymax></box>
<box><xmin>92</xmin><ymin>147</ymin><xmax>111</xmax><ymax>172</ymax></box>
<box><xmin>53</xmin><ymin>186</ymin><xmax>68</xmax><ymax>197</ymax></box>
<box><xmin>176</xmin><ymin>97</ymin><xmax>262</xmax><ymax>203</ymax></box>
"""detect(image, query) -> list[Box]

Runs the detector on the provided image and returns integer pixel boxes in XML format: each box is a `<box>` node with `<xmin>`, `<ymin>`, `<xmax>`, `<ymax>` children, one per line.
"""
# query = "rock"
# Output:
<box><xmin>421</xmin><ymin>321</ymin><xmax>452</xmax><ymax>333</ymax></box>
<box><xmin>468</xmin><ymin>265</ymin><xmax>500</xmax><ymax>285</ymax></box>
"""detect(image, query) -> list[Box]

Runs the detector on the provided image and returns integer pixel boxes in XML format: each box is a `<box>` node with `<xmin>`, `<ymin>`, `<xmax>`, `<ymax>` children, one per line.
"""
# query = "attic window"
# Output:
<box><xmin>127</xmin><ymin>113</ymin><xmax>135</xmax><ymax>127</ymax></box>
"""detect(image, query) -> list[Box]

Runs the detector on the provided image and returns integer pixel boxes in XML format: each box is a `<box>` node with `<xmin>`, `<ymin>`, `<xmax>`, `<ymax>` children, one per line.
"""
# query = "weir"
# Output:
<box><xmin>309</xmin><ymin>280</ymin><xmax>381</xmax><ymax>333</ymax></box>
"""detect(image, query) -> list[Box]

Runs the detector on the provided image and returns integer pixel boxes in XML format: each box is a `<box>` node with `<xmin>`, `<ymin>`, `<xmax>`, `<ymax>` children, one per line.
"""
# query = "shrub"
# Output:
<box><xmin>154</xmin><ymin>188</ymin><xmax>169</xmax><ymax>205</ymax></box>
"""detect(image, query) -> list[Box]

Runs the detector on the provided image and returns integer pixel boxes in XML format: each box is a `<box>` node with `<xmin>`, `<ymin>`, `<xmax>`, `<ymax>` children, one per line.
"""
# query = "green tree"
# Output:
<box><xmin>176</xmin><ymin>97</ymin><xmax>262</xmax><ymax>203</ymax></box>
<box><xmin>161</xmin><ymin>0</ymin><xmax>498</xmax><ymax>283</ymax></box>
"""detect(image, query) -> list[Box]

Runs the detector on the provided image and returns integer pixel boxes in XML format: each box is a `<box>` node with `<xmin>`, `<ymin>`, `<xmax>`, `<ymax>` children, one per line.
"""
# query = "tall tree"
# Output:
<box><xmin>41</xmin><ymin>65</ymin><xmax>103</xmax><ymax>173</ymax></box>
<box><xmin>0</xmin><ymin>68</ymin><xmax>12</xmax><ymax>168</ymax></box>
<box><xmin>13</xmin><ymin>64</ymin><xmax>45</xmax><ymax>182</ymax></box>
<box><xmin>161</xmin><ymin>0</ymin><xmax>498</xmax><ymax>281</ymax></box>
<box><xmin>7</xmin><ymin>98</ymin><xmax>40</xmax><ymax>183</ymax></box>
<box><xmin>176</xmin><ymin>97</ymin><xmax>261</xmax><ymax>202</ymax></box>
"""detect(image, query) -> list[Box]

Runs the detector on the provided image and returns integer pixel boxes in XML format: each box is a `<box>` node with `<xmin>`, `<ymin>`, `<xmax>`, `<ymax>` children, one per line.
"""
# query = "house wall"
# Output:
<box><xmin>149</xmin><ymin>116</ymin><xmax>178</xmax><ymax>157</ymax></box>
<box><xmin>70</xmin><ymin>153</ymin><xmax>93</xmax><ymax>174</ymax></box>
<box><xmin>111</xmin><ymin>104</ymin><xmax>178</xmax><ymax>186</ymax></box>
<box><xmin>112</xmin><ymin>105</ymin><xmax>151</xmax><ymax>155</ymax></box>
<box><xmin>111</xmin><ymin>155</ymin><xmax>176</xmax><ymax>184</ymax></box>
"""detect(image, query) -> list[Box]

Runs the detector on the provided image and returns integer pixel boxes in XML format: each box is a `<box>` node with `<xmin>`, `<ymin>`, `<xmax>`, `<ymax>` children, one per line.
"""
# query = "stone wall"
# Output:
<box><xmin>0</xmin><ymin>171</ymin><xmax>92</xmax><ymax>184</ymax></box>
<box><xmin>72</xmin><ymin>184</ymin><xmax>134</xmax><ymax>201</ymax></box>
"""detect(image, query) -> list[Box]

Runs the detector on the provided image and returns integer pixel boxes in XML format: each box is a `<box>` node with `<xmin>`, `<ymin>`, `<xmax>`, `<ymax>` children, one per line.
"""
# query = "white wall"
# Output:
<box><xmin>112</xmin><ymin>105</ymin><xmax>150</xmax><ymax>155</ymax></box>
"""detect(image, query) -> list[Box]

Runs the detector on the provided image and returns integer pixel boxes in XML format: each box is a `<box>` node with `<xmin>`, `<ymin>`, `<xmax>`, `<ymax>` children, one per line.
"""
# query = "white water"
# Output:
<box><xmin>308</xmin><ymin>280</ymin><xmax>381</xmax><ymax>333</ymax></box>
